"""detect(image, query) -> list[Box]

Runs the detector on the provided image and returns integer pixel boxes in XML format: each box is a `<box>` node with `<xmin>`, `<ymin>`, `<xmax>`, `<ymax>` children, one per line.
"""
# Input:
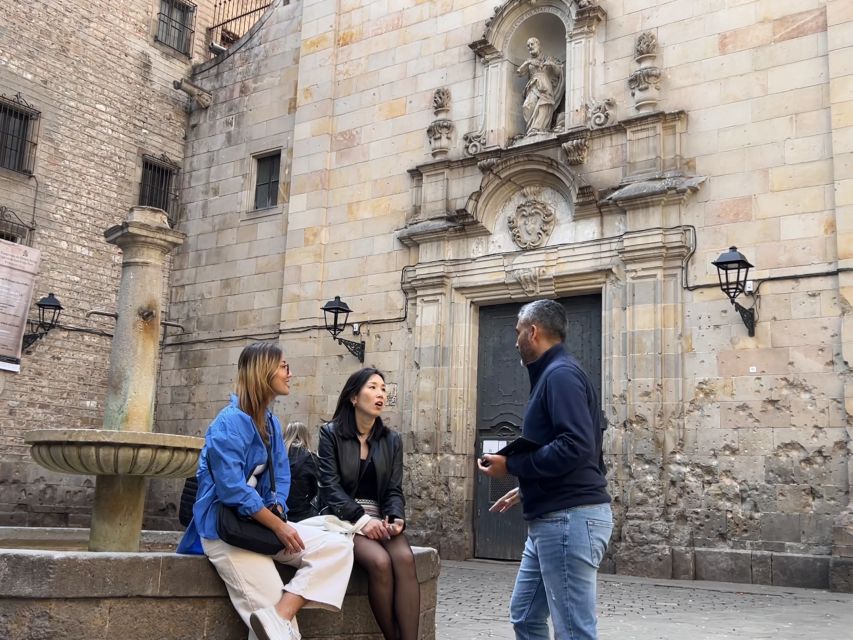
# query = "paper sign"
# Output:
<box><xmin>0</xmin><ymin>239</ymin><xmax>41</xmax><ymax>372</ymax></box>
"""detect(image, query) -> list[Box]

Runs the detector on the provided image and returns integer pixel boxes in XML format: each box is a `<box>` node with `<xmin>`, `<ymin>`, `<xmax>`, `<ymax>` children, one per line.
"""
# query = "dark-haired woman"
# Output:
<box><xmin>318</xmin><ymin>368</ymin><xmax>420</xmax><ymax>640</ymax></box>
<box><xmin>178</xmin><ymin>342</ymin><xmax>354</xmax><ymax>640</ymax></box>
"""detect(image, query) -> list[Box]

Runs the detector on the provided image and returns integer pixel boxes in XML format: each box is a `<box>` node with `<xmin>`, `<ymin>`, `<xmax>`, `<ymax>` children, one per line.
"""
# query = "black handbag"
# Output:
<box><xmin>178</xmin><ymin>476</ymin><xmax>197</xmax><ymax>527</ymax></box>
<box><xmin>213</xmin><ymin>433</ymin><xmax>289</xmax><ymax>555</ymax></box>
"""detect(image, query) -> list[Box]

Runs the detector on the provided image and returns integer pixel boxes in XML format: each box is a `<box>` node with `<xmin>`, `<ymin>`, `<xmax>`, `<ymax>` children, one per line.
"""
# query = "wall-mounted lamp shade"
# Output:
<box><xmin>320</xmin><ymin>296</ymin><xmax>364</xmax><ymax>362</ymax></box>
<box><xmin>35</xmin><ymin>292</ymin><xmax>63</xmax><ymax>330</ymax></box>
<box><xmin>712</xmin><ymin>246</ymin><xmax>753</xmax><ymax>302</ymax></box>
<box><xmin>23</xmin><ymin>293</ymin><xmax>64</xmax><ymax>351</ymax></box>
<box><xmin>321</xmin><ymin>296</ymin><xmax>352</xmax><ymax>340</ymax></box>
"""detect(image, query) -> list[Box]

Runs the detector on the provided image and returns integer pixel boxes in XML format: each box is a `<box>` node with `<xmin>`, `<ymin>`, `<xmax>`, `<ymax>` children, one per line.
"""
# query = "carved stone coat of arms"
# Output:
<box><xmin>507</xmin><ymin>188</ymin><xmax>556</xmax><ymax>250</ymax></box>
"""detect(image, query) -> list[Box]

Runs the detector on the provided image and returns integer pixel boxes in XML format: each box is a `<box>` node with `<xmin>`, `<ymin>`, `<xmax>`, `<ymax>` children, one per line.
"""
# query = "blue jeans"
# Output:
<box><xmin>510</xmin><ymin>503</ymin><xmax>613</xmax><ymax>640</ymax></box>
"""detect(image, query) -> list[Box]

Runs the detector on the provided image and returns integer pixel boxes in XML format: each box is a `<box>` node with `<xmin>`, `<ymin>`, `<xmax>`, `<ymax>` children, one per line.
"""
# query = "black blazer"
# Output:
<box><xmin>317</xmin><ymin>421</ymin><xmax>405</xmax><ymax>524</ymax></box>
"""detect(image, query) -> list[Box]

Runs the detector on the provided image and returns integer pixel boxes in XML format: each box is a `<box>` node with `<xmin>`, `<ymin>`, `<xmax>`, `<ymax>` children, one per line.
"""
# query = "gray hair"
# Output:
<box><xmin>518</xmin><ymin>299</ymin><xmax>567</xmax><ymax>341</ymax></box>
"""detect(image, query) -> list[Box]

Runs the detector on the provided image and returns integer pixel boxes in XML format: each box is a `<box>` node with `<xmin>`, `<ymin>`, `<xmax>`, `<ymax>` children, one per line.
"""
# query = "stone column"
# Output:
<box><xmin>567</xmin><ymin>3</ymin><xmax>607</xmax><ymax>127</ymax></box>
<box><xmin>613</xmin><ymin>227</ymin><xmax>690</xmax><ymax>578</ymax></box>
<box><xmin>826</xmin><ymin>0</ymin><xmax>853</xmax><ymax>592</ymax></box>
<box><xmin>90</xmin><ymin>206</ymin><xmax>184</xmax><ymax>552</ymax></box>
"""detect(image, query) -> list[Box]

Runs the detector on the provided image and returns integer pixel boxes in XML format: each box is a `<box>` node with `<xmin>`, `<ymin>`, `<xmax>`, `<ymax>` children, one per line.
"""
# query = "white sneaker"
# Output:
<box><xmin>249</xmin><ymin>607</ymin><xmax>300</xmax><ymax>640</ymax></box>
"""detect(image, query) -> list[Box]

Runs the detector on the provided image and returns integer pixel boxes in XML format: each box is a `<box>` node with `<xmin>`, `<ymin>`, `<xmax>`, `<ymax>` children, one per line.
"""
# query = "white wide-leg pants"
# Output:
<box><xmin>202</xmin><ymin>522</ymin><xmax>354</xmax><ymax>639</ymax></box>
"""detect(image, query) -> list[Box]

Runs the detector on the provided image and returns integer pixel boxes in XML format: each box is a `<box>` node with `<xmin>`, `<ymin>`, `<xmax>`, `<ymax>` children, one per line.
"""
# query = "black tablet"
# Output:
<box><xmin>495</xmin><ymin>436</ymin><xmax>541</xmax><ymax>457</ymax></box>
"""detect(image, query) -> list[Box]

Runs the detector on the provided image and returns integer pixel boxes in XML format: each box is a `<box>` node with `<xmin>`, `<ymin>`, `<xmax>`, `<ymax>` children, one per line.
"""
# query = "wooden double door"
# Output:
<box><xmin>474</xmin><ymin>295</ymin><xmax>602</xmax><ymax>560</ymax></box>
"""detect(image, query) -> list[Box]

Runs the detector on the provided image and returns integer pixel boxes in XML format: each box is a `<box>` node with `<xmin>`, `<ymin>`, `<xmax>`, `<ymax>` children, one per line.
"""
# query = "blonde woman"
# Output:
<box><xmin>284</xmin><ymin>421</ymin><xmax>320</xmax><ymax>522</ymax></box>
<box><xmin>178</xmin><ymin>342</ymin><xmax>354</xmax><ymax>640</ymax></box>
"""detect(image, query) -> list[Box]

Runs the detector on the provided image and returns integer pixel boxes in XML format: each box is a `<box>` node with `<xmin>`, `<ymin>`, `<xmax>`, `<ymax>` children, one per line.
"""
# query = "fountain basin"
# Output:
<box><xmin>24</xmin><ymin>429</ymin><xmax>203</xmax><ymax>478</ymax></box>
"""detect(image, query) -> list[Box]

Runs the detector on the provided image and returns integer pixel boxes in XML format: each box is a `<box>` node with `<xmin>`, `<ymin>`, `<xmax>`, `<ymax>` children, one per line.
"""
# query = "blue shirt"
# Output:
<box><xmin>505</xmin><ymin>344</ymin><xmax>610</xmax><ymax>519</ymax></box>
<box><xmin>177</xmin><ymin>395</ymin><xmax>290</xmax><ymax>554</ymax></box>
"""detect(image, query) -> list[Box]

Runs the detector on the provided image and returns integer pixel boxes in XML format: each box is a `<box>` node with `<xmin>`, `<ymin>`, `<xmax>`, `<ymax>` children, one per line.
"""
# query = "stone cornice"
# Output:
<box><xmin>604</xmin><ymin>174</ymin><xmax>706</xmax><ymax>209</ymax></box>
<box><xmin>617</xmin><ymin>227</ymin><xmax>692</xmax><ymax>265</ymax></box>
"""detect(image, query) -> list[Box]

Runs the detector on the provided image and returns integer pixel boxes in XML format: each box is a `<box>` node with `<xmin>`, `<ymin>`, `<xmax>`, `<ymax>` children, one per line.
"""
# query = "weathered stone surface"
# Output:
<box><xmin>0</xmin><ymin>546</ymin><xmax>439</xmax><ymax>640</ymax></box>
<box><xmin>671</xmin><ymin>547</ymin><xmax>695</xmax><ymax>580</ymax></box>
<box><xmin>695</xmin><ymin>548</ymin><xmax>752</xmax><ymax>584</ymax></box>
<box><xmin>772</xmin><ymin>553</ymin><xmax>830</xmax><ymax>589</ymax></box>
<box><xmin>614</xmin><ymin>545</ymin><xmax>672</xmax><ymax>579</ymax></box>
<box><xmin>751</xmin><ymin>551</ymin><xmax>773</xmax><ymax>585</ymax></box>
<box><xmin>830</xmin><ymin>556</ymin><xmax>853</xmax><ymax>593</ymax></box>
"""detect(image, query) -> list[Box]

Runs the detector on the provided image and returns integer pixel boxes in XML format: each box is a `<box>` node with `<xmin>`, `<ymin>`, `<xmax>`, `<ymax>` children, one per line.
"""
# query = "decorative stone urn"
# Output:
<box><xmin>24</xmin><ymin>206</ymin><xmax>203</xmax><ymax>552</ymax></box>
<box><xmin>628</xmin><ymin>31</ymin><xmax>661</xmax><ymax>112</ymax></box>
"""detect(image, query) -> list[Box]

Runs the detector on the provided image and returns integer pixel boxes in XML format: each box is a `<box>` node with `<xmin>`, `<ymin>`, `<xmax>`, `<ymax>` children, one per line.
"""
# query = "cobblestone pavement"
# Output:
<box><xmin>437</xmin><ymin>560</ymin><xmax>853</xmax><ymax>640</ymax></box>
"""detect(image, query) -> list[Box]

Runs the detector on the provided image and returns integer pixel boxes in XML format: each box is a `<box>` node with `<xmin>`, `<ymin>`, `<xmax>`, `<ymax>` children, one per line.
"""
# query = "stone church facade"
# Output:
<box><xmin>2</xmin><ymin>0</ymin><xmax>852</xmax><ymax>590</ymax></box>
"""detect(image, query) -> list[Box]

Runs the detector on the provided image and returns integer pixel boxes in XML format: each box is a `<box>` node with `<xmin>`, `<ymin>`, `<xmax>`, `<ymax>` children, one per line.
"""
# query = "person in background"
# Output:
<box><xmin>284</xmin><ymin>421</ymin><xmax>320</xmax><ymax>522</ymax></box>
<box><xmin>317</xmin><ymin>368</ymin><xmax>420</xmax><ymax>640</ymax></box>
<box><xmin>178</xmin><ymin>342</ymin><xmax>354</xmax><ymax>640</ymax></box>
<box><xmin>478</xmin><ymin>299</ymin><xmax>612</xmax><ymax>640</ymax></box>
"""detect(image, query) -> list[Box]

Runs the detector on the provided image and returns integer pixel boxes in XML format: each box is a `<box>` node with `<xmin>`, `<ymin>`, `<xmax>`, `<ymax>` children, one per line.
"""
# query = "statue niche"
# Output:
<box><xmin>517</xmin><ymin>36</ymin><xmax>565</xmax><ymax>137</ymax></box>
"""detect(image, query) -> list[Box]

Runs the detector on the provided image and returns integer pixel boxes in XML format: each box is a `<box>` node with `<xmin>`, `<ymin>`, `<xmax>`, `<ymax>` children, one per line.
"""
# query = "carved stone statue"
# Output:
<box><xmin>516</xmin><ymin>37</ymin><xmax>564</xmax><ymax>136</ymax></box>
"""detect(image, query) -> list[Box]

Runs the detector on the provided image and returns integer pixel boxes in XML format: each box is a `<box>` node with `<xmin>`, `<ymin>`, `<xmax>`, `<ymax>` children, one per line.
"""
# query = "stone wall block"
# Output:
<box><xmin>671</xmin><ymin>547</ymin><xmax>696</xmax><ymax>580</ymax></box>
<box><xmin>695</xmin><ymin>548</ymin><xmax>752</xmax><ymax>583</ymax></box>
<box><xmin>830</xmin><ymin>557</ymin><xmax>853</xmax><ymax>592</ymax></box>
<box><xmin>614</xmin><ymin>545</ymin><xmax>672</xmax><ymax>578</ymax></box>
<box><xmin>760</xmin><ymin>512</ymin><xmax>802</xmax><ymax>543</ymax></box>
<box><xmin>771</xmin><ymin>553</ymin><xmax>830</xmax><ymax>588</ymax></box>
<box><xmin>750</xmin><ymin>550</ymin><xmax>773</xmax><ymax>584</ymax></box>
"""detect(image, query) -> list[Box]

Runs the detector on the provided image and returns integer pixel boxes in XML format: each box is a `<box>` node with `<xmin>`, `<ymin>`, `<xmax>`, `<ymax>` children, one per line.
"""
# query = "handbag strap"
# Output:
<box><xmin>264</xmin><ymin>414</ymin><xmax>276</xmax><ymax>496</ymax></box>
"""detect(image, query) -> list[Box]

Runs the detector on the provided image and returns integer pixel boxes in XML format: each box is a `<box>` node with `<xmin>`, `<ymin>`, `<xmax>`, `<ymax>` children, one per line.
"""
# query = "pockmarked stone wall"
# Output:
<box><xmin>0</xmin><ymin>0</ymin><xmax>215</xmax><ymax>529</ymax></box>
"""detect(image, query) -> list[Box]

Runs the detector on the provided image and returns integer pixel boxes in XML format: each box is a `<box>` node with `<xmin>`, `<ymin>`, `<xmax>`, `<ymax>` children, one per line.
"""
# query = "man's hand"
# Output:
<box><xmin>489</xmin><ymin>487</ymin><xmax>520</xmax><ymax>513</ymax></box>
<box><xmin>362</xmin><ymin>518</ymin><xmax>392</xmax><ymax>541</ymax></box>
<box><xmin>477</xmin><ymin>454</ymin><xmax>508</xmax><ymax>478</ymax></box>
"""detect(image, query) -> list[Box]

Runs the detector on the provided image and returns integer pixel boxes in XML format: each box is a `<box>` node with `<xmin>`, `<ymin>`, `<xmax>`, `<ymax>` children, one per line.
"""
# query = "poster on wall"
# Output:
<box><xmin>0</xmin><ymin>239</ymin><xmax>41</xmax><ymax>373</ymax></box>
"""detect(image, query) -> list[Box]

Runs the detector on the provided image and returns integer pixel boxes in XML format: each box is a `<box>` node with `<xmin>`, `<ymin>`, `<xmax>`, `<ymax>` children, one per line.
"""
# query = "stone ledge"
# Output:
<box><xmin>0</xmin><ymin>545</ymin><xmax>439</xmax><ymax>640</ymax></box>
<box><xmin>614</xmin><ymin>545</ymin><xmax>848</xmax><ymax>592</ymax></box>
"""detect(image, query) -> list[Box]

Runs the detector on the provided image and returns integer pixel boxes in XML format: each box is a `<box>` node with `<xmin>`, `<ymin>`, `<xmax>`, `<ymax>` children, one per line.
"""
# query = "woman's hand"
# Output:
<box><xmin>275</xmin><ymin>522</ymin><xmax>306</xmax><ymax>554</ymax></box>
<box><xmin>385</xmin><ymin>517</ymin><xmax>405</xmax><ymax>537</ymax></box>
<box><xmin>361</xmin><ymin>518</ymin><xmax>391</xmax><ymax>541</ymax></box>
<box><xmin>253</xmin><ymin>506</ymin><xmax>305</xmax><ymax>553</ymax></box>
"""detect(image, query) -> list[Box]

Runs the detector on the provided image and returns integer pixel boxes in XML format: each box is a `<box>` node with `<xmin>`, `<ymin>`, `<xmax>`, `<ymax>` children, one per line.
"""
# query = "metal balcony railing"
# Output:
<box><xmin>208</xmin><ymin>0</ymin><xmax>272</xmax><ymax>55</ymax></box>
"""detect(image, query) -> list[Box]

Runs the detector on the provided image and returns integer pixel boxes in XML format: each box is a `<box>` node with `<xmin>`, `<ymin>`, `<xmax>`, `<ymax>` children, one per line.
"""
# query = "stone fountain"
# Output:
<box><xmin>24</xmin><ymin>206</ymin><xmax>203</xmax><ymax>552</ymax></box>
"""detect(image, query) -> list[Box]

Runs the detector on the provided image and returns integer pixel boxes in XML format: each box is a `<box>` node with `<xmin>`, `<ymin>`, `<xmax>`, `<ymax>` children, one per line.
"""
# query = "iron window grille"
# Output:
<box><xmin>139</xmin><ymin>154</ymin><xmax>180</xmax><ymax>225</ymax></box>
<box><xmin>208</xmin><ymin>1</ymin><xmax>272</xmax><ymax>56</ymax></box>
<box><xmin>0</xmin><ymin>93</ymin><xmax>40</xmax><ymax>175</ymax></box>
<box><xmin>0</xmin><ymin>206</ymin><xmax>35</xmax><ymax>245</ymax></box>
<box><xmin>254</xmin><ymin>153</ymin><xmax>281</xmax><ymax>210</ymax></box>
<box><xmin>156</xmin><ymin>0</ymin><xmax>197</xmax><ymax>56</ymax></box>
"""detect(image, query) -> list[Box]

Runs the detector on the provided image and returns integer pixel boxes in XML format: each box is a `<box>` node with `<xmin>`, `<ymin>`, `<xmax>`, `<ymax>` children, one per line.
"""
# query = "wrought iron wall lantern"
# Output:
<box><xmin>22</xmin><ymin>293</ymin><xmax>63</xmax><ymax>349</ymax></box>
<box><xmin>321</xmin><ymin>296</ymin><xmax>365</xmax><ymax>363</ymax></box>
<box><xmin>712</xmin><ymin>246</ymin><xmax>755</xmax><ymax>337</ymax></box>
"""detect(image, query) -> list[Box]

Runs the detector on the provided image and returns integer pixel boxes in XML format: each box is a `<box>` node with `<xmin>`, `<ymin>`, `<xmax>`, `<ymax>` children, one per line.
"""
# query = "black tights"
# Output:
<box><xmin>354</xmin><ymin>533</ymin><xmax>420</xmax><ymax>640</ymax></box>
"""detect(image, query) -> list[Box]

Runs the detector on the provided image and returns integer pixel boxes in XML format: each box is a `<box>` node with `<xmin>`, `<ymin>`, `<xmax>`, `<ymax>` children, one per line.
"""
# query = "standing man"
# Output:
<box><xmin>478</xmin><ymin>299</ymin><xmax>612</xmax><ymax>640</ymax></box>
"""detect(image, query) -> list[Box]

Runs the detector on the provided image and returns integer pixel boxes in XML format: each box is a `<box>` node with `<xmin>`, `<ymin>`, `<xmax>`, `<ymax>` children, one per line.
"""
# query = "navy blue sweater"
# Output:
<box><xmin>505</xmin><ymin>344</ymin><xmax>610</xmax><ymax>519</ymax></box>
